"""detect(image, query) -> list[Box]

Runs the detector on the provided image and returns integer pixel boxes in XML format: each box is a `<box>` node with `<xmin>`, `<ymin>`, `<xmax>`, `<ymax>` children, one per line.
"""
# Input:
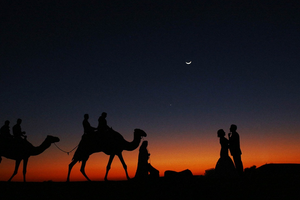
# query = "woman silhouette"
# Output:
<box><xmin>134</xmin><ymin>141</ymin><xmax>159</xmax><ymax>180</ymax></box>
<box><xmin>215</xmin><ymin>129</ymin><xmax>236</xmax><ymax>177</ymax></box>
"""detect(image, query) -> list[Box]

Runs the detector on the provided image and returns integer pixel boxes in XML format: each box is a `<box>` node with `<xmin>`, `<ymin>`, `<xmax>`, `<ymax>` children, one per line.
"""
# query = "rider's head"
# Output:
<box><xmin>101</xmin><ymin>112</ymin><xmax>107</xmax><ymax>118</ymax></box>
<box><xmin>17</xmin><ymin>118</ymin><xmax>22</xmax><ymax>125</ymax></box>
<box><xmin>4</xmin><ymin>120</ymin><xmax>10</xmax><ymax>126</ymax></box>
<box><xmin>84</xmin><ymin>114</ymin><xmax>89</xmax><ymax>119</ymax></box>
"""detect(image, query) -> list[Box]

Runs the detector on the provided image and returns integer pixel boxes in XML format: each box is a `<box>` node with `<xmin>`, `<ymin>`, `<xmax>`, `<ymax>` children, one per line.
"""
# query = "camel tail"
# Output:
<box><xmin>71</xmin><ymin>134</ymin><xmax>94</xmax><ymax>161</ymax></box>
<box><xmin>71</xmin><ymin>143</ymin><xmax>87</xmax><ymax>162</ymax></box>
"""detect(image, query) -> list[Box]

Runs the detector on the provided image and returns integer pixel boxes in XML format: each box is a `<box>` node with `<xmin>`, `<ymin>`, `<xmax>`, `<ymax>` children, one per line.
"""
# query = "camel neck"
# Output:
<box><xmin>30</xmin><ymin>139</ymin><xmax>51</xmax><ymax>156</ymax></box>
<box><xmin>124</xmin><ymin>133</ymin><xmax>141</xmax><ymax>151</ymax></box>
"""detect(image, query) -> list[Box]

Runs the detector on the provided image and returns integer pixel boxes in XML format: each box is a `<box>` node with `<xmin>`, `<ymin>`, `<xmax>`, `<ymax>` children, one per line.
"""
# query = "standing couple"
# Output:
<box><xmin>215</xmin><ymin>124</ymin><xmax>243</xmax><ymax>177</ymax></box>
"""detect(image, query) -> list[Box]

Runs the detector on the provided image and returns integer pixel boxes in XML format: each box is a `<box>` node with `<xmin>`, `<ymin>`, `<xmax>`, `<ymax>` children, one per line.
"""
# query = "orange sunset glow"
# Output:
<box><xmin>1</xmin><ymin>125</ymin><xmax>300</xmax><ymax>182</ymax></box>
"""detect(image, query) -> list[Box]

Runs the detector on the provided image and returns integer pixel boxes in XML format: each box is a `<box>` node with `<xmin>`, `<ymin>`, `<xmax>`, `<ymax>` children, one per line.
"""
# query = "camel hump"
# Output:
<box><xmin>108</xmin><ymin>128</ymin><xmax>124</xmax><ymax>141</ymax></box>
<box><xmin>80</xmin><ymin>129</ymin><xmax>124</xmax><ymax>142</ymax></box>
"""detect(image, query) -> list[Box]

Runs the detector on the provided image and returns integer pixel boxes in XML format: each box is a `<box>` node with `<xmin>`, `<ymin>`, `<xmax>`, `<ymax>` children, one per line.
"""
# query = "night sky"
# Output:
<box><xmin>1</xmin><ymin>1</ymin><xmax>300</xmax><ymax>181</ymax></box>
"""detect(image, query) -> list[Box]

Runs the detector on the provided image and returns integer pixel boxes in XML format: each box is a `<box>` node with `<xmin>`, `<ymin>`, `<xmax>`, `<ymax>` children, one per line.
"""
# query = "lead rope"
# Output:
<box><xmin>54</xmin><ymin>143</ymin><xmax>78</xmax><ymax>155</ymax></box>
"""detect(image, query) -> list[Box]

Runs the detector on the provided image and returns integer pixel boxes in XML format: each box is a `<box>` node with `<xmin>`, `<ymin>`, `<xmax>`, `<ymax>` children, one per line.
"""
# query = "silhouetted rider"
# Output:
<box><xmin>97</xmin><ymin>112</ymin><xmax>110</xmax><ymax>133</ymax></box>
<box><xmin>0</xmin><ymin>120</ymin><xmax>12</xmax><ymax>139</ymax></box>
<box><xmin>83</xmin><ymin>114</ymin><xmax>97</xmax><ymax>135</ymax></box>
<box><xmin>13</xmin><ymin>118</ymin><xmax>27</xmax><ymax>140</ymax></box>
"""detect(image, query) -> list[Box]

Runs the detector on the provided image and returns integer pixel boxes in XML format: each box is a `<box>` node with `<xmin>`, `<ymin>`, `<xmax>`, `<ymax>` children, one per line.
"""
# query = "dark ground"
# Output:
<box><xmin>1</xmin><ymin>164</ymin><xmax>300</xmax><ymax>200</ymax></box>
<box><xmin>1</xmin><ymin>174</ymin><xmax>299</xmax><ymax>200</ymax></box>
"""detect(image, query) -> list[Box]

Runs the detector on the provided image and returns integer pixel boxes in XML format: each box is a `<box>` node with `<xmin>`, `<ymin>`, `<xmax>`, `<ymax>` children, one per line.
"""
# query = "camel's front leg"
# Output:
<box><xmin>104</xmin><ymin>154</ymin><xmax>115</xmax><ymax>181</ymax></box>
<box><xmin>80</xmin><ymin>158</ymin><xmax>91</xmax><ymax>181</ymax></box>
<box><xmin>23</xmin><ymin>158</ymin><xmax>29</xmax><ymax>182</ymax></box>
<box><xmin>117</xmin><ymin>153</ymin><xmax>130</xmax><ymax>180</ymax></box>
<box><xmin>8</xmin><ymin>159</ymin><xmax>21</xmax><ymax>182</ymax></box>
<box><xmin>67</xmin><ymin>159</ymin><xmax>77</xmax><ymax>182</ymax></box>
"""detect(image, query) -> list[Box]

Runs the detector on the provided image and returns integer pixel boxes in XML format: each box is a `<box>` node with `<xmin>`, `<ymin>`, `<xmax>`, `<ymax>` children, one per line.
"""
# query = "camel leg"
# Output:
<box><xmin>23</xmin><ymin>158</ymin><xmax>28</xmax><ymax>182</ymax></box>
<box><xmin>117</xmin><ymin>153</ymin><xmax>130</xmax><ymax>180</ymax></box>
<box><xmin>8</xmin><ymin>159</ymin><xmax>21</xmax><ymax>182</ymax></box>
<box><xmin>80</xmin><ymin>158</ymin><xmax>91</xmax><ymax>181</ymax></box>
<box><xmin>104</xmin><ymin>154</ymin><xmax>115</xmax><ymax>181</ymax></box>
<box><xmin>67</xmin><ymin>159</ymin><xmax>77</xmax><ymax>182</ymax></box>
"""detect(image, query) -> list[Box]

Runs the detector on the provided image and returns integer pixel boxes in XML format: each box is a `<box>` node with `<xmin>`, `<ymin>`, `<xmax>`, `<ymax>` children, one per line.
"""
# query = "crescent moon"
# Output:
<box><xmin>186</xmin><ymin>61</ymin><xmax>192</xmax><ymax>64</ymax></box>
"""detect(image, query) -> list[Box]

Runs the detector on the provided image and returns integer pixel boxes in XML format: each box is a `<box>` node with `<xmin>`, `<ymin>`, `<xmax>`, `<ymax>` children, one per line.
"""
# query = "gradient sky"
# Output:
<box><xmin>1</xmin><ymin>1</ymin><xmax>300</xmax><ymax>182</ymax></box>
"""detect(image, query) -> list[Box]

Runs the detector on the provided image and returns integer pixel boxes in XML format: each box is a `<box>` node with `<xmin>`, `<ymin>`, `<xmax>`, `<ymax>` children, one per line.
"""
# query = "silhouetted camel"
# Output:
<box><xmin>67</xmin><ymin>128</ymin><xmax>147</xmax><ymax>181</ymax></box>
<box><xmin>0</xmin><ymin>135</ymin><xmax>60</xmax><ymax>182</ymax></box>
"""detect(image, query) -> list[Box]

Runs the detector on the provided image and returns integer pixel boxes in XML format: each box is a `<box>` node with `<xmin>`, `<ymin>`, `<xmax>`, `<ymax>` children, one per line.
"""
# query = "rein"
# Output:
<box><xmin>54</xmin><ymin>143</ymin><xmax>78</xmax><ymax>155</ymax></box>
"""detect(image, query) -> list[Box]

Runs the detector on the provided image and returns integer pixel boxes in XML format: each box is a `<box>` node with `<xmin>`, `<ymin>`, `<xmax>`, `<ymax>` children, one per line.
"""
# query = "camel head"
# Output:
<box><xmin>46</xmin><ymin>135</ymin><xmax>60</xmax><ymax>143</ymax></box>
<box><xmin>134</xmin><ymin>129</ymin><xmax>147</xmax><ymax>139</ymax></box>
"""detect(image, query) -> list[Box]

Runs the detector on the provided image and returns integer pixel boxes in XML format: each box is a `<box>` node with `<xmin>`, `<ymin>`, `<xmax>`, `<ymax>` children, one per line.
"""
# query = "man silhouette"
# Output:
<box><xmin>97</xmin><ymin>112</ymin><xmax>109</xmax><ymax>133</ymax></box>
<box><xmin>13</xmin><ymin>118</ymin><xmax>27</xmax><ymax>140</ymax></box>
<box><xmin>228</xmin><ymin>124</ymin><xmax>243</xmax><ymax>175</ymax></box>
<box><xmin>82</xmin><ymin>114</ymin><xmax>96</xmax><ymax>135</ymax></box>
<box><xmin>0</xmin><ymin>120</ymin><xmax>12</xmax><ymax>138</ymax></box>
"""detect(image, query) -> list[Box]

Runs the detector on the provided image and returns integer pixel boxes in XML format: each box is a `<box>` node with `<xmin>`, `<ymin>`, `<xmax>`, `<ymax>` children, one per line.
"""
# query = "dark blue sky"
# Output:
<box><xmin>1</xmin><ymin>1</ymin><xmax>300</xmax><ymax>181</ymax></box>
<box><xmin>2</xmin><ymin>1</ymin><xmax>299</xmax><ymax>125</ymax></box>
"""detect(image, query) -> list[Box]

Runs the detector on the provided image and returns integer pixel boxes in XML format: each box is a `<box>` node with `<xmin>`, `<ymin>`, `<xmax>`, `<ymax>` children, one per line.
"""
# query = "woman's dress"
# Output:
<box><xmin>215</xmin><ymin>137</ymin><xmax>236</xmax><ymax>176</ymax></box>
